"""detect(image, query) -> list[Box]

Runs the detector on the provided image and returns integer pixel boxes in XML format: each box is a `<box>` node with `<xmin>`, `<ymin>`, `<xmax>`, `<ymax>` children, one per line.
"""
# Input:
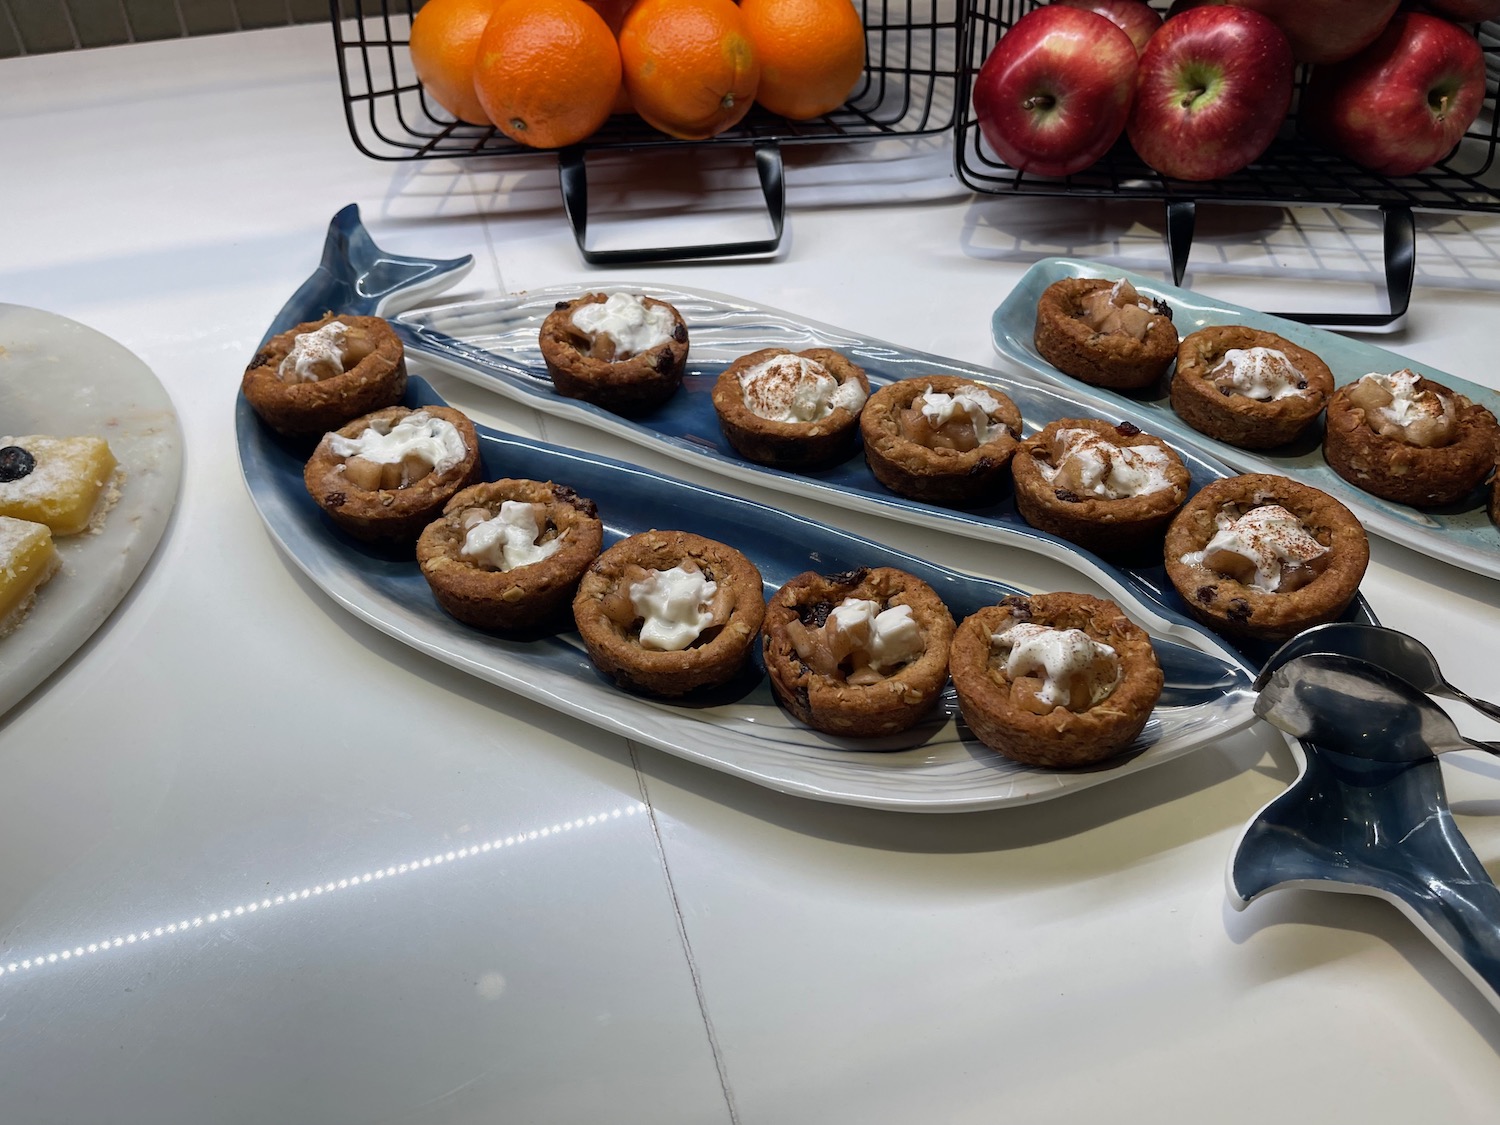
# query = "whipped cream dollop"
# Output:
<box><xmin>1039</xmin><ymin>428</ymin><xmax>1173</xmax><ymax>499</ymax></box>
<box><xmin>279</xmin><ymin>321</ymin><xmax>350</xmax><ymax>383</ymax></box>
<box><xmin>1209</xmin><ymin>347</ymin><xmax>1308</xmax><ymax>401</ymax></box>
<box><xmin>739</xmin><ymin>355</ymin><xmax>867</xmax><ymax>423</ymax></box>
<box><xmin>992</xmin><ymin>622</ymin><xmax>1120</xmax><ymax>711</ymax></box>
<box><xmin>629</xmin><ymin>565</ymin><xmax>717</xmax><ymax>651</ymax></box>
<box><xmin>917</xmin><ymin>385</ymin><xmax>1005</xmax><ymax>446</ymax></box>
<box><xmin>1350</xmin><ymin>369</ymin><xmax>1456</xmax><ymax>447</ymax></box>
<box><xmin>571</xmin><ymin>293</ymin><xmax>676</xmax><ymax>359</ymax></box>
<box><xmin>1182</xmin><ymin>504</ymin><xmax>1328</xmax><ymax>593</ymax></box>
<box><xmin>460</xmin><ymin>500</ymin><xmax>563</xmax><ymax>572</ymax></box>
<box><xmin>328</xmin><ymin>410</ymin><xmax>466</xmax><ymax>476</ymax></box>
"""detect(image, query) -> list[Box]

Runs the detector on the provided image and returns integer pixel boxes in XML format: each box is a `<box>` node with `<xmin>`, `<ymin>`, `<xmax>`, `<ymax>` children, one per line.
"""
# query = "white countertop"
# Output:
<box><xmin>4</xmin><ymin>22</ymin><xmax>1500</xmax><ymax>1124</ymax></box>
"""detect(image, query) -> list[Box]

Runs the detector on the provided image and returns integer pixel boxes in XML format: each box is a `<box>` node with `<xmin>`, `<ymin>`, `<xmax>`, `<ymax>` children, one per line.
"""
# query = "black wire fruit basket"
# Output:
<box><xmin>331</xmin><ymin>0</ymin><xmax>961</xmax><ymax>262</ymax></box>
<box><xmin>954</xmin><ymin>1</ymin><xmax>1500</xmax><ymax>327</ymax></box>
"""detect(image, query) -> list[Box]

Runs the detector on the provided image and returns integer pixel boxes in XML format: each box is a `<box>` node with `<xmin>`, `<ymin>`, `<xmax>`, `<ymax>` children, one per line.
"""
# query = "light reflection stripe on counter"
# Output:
<box><xmin>0</xmin><ymin>802</ymin><xmax>649</xmax><ymax>981</ymax></box>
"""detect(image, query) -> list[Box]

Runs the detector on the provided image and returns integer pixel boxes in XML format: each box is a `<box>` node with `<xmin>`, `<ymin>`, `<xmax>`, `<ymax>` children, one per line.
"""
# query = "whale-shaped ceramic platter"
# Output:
<box><xmin>992</xmin><ymin>257</ymin><xmax>1500</xmax><ymax>581</ymax></box>
<box><xmin>234</xmin><ymin>205</ymin><xmax>1328</xmax><ymax>812</ymax></box>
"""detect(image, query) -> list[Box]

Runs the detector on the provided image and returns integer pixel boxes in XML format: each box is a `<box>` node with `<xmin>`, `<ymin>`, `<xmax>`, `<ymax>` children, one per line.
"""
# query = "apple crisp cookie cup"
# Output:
<box><xmin>1171</xmin><ymin>326</ymin><xmax>1333</xmax><ymax>449</ymax></box>
<box><xmin>243</xmin><ymin>314</ymin><xmax>407</xmax><ymax>437</ymax></box>
<box><xmin>710</xmin><ymin>347</ymin><xmax>871</xmax><ymax>470</ymax></box>
<box><xmin>859</xmin><ymin>376</ymin><xmax>1023</xmax><ymax>507</ymax></box>
<box><xmin>303</xmin><ymin>405</ymin><xmax>482</xmax><ymax>545</ymax></box>
<box><xmin>572</xmin><ymin>530</ymin><xmax>765</xmax><ymax>698</ymax></box>
<box><xmin>417</xmin><ymin>479</ymin><xmax>604</xmax><ymax>631</ymax></box>
<box><xmin>1011</xmin><ymin>418</ymin><xmax>1191</xmax><ymax>557</ymax></box>
<box><xmin>762</xmin><ymin>566</ymin><xmax>957</xmax><ymax>738</ymax></box>
<box><xmin>538</xmin><ymin>293</ymin><xmax>690</xmax><ymax>415</ymax></box>
<box><xmin>1033</xmin><ymin>277</ymin><xmax>1178</xmax><ymax>391</ymax></box>
<box><xmin>950</xmin><ymin>592</ymin><xmax>1164</xmax><ymax>769</ymax></box>
<box><xmin>1164</xmin><ymin>473</ymin><xmax>1369</xmax><ymax>642</ymax></box>
<box><xmin>1323</xmin><ymin>371</ymin><xmax>1500</xmax><ymax>508</ymax></box>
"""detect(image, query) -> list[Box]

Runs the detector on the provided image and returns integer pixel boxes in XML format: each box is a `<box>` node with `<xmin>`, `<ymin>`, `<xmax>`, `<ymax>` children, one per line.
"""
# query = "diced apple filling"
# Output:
<box><xmin>785</xmin><ymin>597</ymin><xmax>923</xmax><ymax>685</ymax></box>
<box><xmin>1078</xmin><ymin>279</ymin><xmax>1161</xmax><ymax>341</ymax></box>
<box><xmin>897</xmin><ymin>385</ymin><xmax>1005</xmax><ymax>452</ymax></box>
<box><xmin>1347</xmin><ymin>370</ymin><xmax>1456</xmax><ymax>448</ymax></box>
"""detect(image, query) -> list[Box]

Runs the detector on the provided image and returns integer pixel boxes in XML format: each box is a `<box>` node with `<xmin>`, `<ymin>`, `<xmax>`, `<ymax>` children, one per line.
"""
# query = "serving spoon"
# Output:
<box><xmin>1255</xmin><ymin>622</ymin><xmax>1500</xmax><ymax>724</ymax></box>
<box><xmin>1255</xmin><ymin>651</ymin><xmax>1500</xmax><ymax>763</ymax></box>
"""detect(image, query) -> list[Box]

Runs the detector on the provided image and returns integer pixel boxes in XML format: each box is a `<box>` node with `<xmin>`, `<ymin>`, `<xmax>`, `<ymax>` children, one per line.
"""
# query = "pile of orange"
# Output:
<box><xmin>408</xmin><ymin>0</ymin><xmax>867</xmax><ymax>149</ymax></box>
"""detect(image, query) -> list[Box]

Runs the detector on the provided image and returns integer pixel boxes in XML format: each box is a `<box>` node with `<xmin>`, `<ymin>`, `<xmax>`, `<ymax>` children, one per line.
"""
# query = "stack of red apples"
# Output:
<box><xmin>972</xmin><ymin>0</ymin><xmax>1495</xmax><ymax>182</ymax></box>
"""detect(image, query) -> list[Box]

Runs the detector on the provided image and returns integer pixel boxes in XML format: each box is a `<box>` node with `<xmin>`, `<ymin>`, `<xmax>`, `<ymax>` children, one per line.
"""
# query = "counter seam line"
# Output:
<box><xmin>629</xmin><ymin>740</ymin><xmax>741</xmax><ymax>1125</ymax></box>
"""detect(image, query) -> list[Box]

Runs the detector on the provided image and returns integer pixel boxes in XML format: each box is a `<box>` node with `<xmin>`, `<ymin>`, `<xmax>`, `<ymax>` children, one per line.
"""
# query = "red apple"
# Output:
<box><xmin>1424</xmin><ymin>0</ymin><xmax>1500</xmax><ymax>20</ymax></box>
<box><xmin>1127</xmin><ymin>6</ymin><xmax>1294</xmax><ymax>181</ymax></box>
<box><xmin>1167</xmin><ymin>0</ymin><xmax>1400</xmax><ymax>63</ymax></box>
<box><xmin>1049</xmin><ymin>0</ymin><xmax>1163</xmax><ymax>54</ymax></box>
<box><xmin>972</xmin><ymin>6</ymin><xmax>1139</xmax><ymax>178</ymax></box>
<box><xmin>1301</xmin><ymin>12</ymin><xmax>1487</xmax><ymax>176</ymax></box>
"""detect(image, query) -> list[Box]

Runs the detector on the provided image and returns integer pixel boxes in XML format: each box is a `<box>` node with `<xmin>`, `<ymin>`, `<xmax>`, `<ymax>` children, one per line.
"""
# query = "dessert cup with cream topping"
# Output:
<box><xmin>1171</xmin><ymin>326</ymin><xmax>1333</xmax><ymax>449</ymax></box>
<box><xmin>1164</xmin><ymin>473</ymin><xmax>1368</xmax><ymax>641</ymax></box>
<box><xmin>710</xmin><ymin>348</ymin><xmax>871</xmax><ymax>470</ymax></box>
<box><xmin>762</xmin><ymin>566</ymin><xmax>956</xmax><ymax>737</ymax></box>
<box><xmin>950</xmin><ymin>592</ymin><xmax>1163</xmax><ymax>768</ymax></box>
<box><xmin>417</xmin><ymin>479</ymin><xmax>603</xmax><ymax>631</ymax></box>
<box><xmin>538</xmin><ymin>292</ymin><xmax>689</xmax><ymax>415</ymax></box>
<box><xmin>1011</xmin><ymin>418</ymin><xmax>1190</xmax><ymax>557</ymax></box>
<box><xmin>859</xmin><ymin>376</ymin><xmax>1023</xmax><ymax>507</ymax></box>
<box><xmin>1033</xmin><ymin>277</ymin><xmax>1178</xmax><ymax>390</ymax></box>
<box><xmin>572</xmin><ymin>530</ymin><xmax>765</xmax><ymax>697</ymax></box>
<box><xmin>1323</xmin><ymin>369</ymin><xmax>1499</xmax><ymax>507</ymax></box>
<box><xmin>242</xmin><ymin>314</ymin><xmax>407</xmax><ymax>436</ymax></box>
<box><xmin>303</xmin><ymin>405</ymin><xmax>482</xmax><ymax>544</ymax></box>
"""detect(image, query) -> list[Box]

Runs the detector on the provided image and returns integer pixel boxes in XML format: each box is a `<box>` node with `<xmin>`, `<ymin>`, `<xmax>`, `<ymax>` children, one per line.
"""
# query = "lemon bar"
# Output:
<box><xmin>0</xmin><ymin>436</ymin><xmax>118</xmax><ymax>536</ymax></box>
<box><xmin>0</xmin><ymin>516</ymin><xmax>59</xmax><ymax>637</ymax></box>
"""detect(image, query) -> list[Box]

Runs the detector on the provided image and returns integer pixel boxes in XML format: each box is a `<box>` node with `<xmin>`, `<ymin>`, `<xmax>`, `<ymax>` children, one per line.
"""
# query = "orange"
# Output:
<box><xmin>585</xmin><ymin>0</ymin><xmax>637</xmax><ymax>114</ymax></box>
<box><xmin>618</xmin><ymin>0</ymin><xmax>760</xmax><ymax>140</ymax></box>
<box><xmin>409</xmin><ymin>0</ymin><xmax>504</xmax><ymax>126</ymax></box>
<box><xmin>472</xmin><ymin>0</ymin><xmax>622</xmax><ymax>148</ymax></box>
<box><xmin>740</xmin><ymin>0</ymin><xmax>865</xmax><ymax>121</ymax></box>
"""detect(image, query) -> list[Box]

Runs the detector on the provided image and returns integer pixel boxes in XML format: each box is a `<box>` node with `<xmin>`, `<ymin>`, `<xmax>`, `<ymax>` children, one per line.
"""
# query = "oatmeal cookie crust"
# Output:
<box><xmin>1033</xmin><ymin>277</ymin><xmax>1179</xmax><ymax>391</ymax></box>
<box><xmin>1164</xmin><ymin>473</ymin><xmax>1369</xmax><ymax>642</ymax></box>
<box><xmin>572</xmin><ymin>530</ymin><xmax>765</xmax><ymax>697</ymax></box>
<box><xmin>1323</xmin><ymin>374</ymin><xmax>1500</xmax><ymax>507</ymax></box>
<box><xmin>1171</xmin><ymin>326</ymin><xmax>1333</xmax><ymax>450</ymax></box>
<box><xmin>949</xmin><ymin>592</ymin><xmax>1163</xmax><ymax>768</ymax></box>
<box><xmin>859</xmin><ymin>376</ymin><xmax>1023</xmax><ymax>507</ymax></box>
<box><xmin>303</xmin><ymin>405</ymin><xmax>482</xmax><ymax>544</ymax></box>
<box><xmin>1012</xmin><ymin>418</ymin><xmax>1190</xmax><ymax>556</ymax></box>
<box><xmin>711</xmin><ymin>348</ymin><xmax>871</xmax><ymax>470</ymax></box>
<box><xmin>762</xmin><ymin>566</ymin><xmax>956</xmax><ymax>738</ymax></box>
<box><xmin>538</xmin><ymin>293</ymin><xmax>689</xmax><ymax>415</ymax></box>
<box><xmin>242</xmin><ymin>313</ymin><xmax>407</xmax><ymax>437</ymax></box>
<box><xmin>417</xmin><ymin>479</ymin><xmax>603</xmax><ymax>631</ymax></box>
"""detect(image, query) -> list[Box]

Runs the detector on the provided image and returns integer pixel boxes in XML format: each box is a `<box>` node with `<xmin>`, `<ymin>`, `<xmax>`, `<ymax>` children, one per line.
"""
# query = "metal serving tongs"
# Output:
<box><xmin>1256</xmin><ymin>652</ymin><xmax>1500</xmax><ymax>762</ymax></box>
<box><xmin>1255</xmin><ymin>622</ymin><xmax>1500</xmax><ymax>727</ymax></box>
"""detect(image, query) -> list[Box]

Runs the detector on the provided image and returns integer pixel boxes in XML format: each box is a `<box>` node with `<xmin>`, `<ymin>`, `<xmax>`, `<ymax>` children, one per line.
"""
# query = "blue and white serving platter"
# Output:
<box><xmin>232</xmin><ymin>206</ymin><xmax>1312</xmax><ymax>812</ymax></box>
<box><xmin>239</xmin><ymin>375</ymin><xmax>1257</xmax><ymax>812</ymax></box>
<box><xmin>992</xmin><ymin>257</ymin><xmax>1500</xmax><ymax>581</ymax></box>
